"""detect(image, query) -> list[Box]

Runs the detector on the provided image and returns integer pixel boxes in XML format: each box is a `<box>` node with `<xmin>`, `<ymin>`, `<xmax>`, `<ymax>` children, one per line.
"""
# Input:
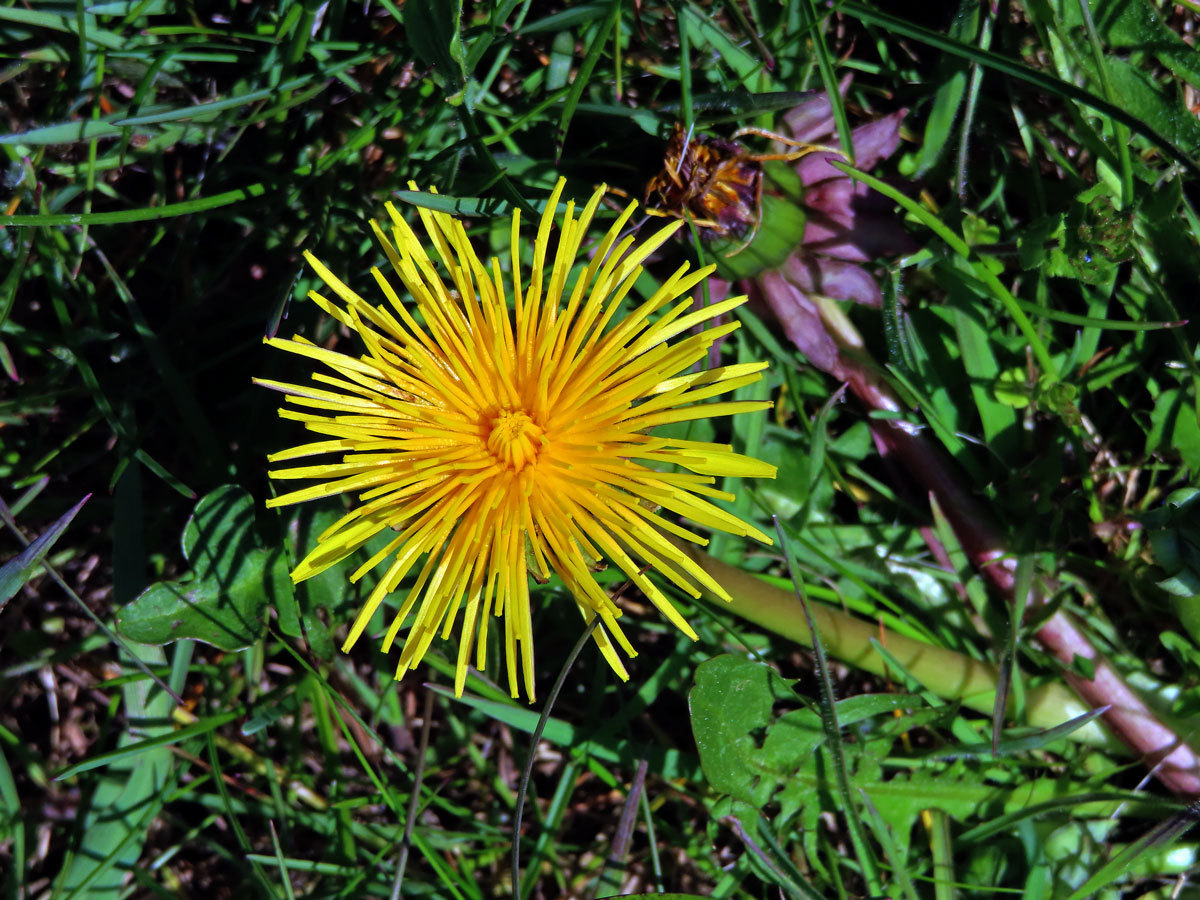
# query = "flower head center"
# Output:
<box><xmin>486</xmin><ymin>409</ymin><xmax>545</xmax><ymax>471</ymax></box>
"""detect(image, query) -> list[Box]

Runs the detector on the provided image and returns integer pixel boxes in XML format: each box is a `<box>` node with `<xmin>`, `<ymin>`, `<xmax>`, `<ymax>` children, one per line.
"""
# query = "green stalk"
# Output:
<box><xmin>682</xmin><ymin>545</ymin><xmax>1123</xmax><ymax>752</ymax></box>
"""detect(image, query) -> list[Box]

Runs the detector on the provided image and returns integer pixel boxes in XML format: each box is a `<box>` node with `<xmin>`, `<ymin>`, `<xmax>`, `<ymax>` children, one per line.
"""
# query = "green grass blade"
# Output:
<box><xmin>830</xmin><ymin>160</ymin><xmax>1057</xmax><ymax>379</ymax></box>
<box><xmin>56</xmin><ymin>465</ymin><xmax>174</xmax><ymax>899</ymax></box>
<box><xmin>1064</xmin><ymin>803</ymin><xmax>1200</xmax><ymax>900</ymax></box>
<box><xmin>802</xmin><ymin>0</ymin><xmax>853</xmax><ymax>162</ymax></box>
<box><xmin>555</xmin><ymin>0</ymin><xmax>620</xmax><ymax>160</ymax></box>
<box><xmin>392</xmin><ymin>191</ymin><xmax>510</xmax><ymax>217</ymax></box>
<box><xmin>837</xmin><ymin>0</ymin><xmax>1200</xmax><ymax>177</ymax></box>
<box><xmin>0</xmin><ymin>184</ymin><xmax>266</xmax><ymax>226</ymax></box>
<box><xmin>0</xmin><ymin>494</ymin><xmax>89</xmax><ymax>610</ymax></box>
<box><xmin>55</xmin><ymin>710</ymin><xmax>241</xmax><ymax>780</ymax></box>
<box><xmin>774</xmin><ymin>520</ymin><xmax>882</xmax><ymax>896</ymax></box>
<box><xmin>0</xmin><ymin>743</ymin><xmax>25</xmax><ymax>897</ymax></box>
<box><xmin>1074</xmin><ymin>0</ymin><xmax>1134</xmax><ymax>208</ymax></box>
<box><xmin>0</xmin><ymin>6</ymin><xmax>126</xmax><ymax>48</ymax></box>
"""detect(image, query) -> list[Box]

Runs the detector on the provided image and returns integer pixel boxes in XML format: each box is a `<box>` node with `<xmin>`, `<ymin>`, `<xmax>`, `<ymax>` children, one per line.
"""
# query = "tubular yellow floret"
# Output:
<box><xmin>258</xmin><ymin>178</ymin><xmax>775</xmax><ymax>700</ymax></box>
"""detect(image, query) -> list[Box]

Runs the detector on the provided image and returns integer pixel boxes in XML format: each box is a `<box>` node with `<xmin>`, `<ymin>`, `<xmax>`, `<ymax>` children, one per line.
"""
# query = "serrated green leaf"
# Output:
<box><xmin>1092</xmin><ymin>0</ymin><xmax>1200</xmax><ymax>89</ymax></box>
<box><xmin>689</xmin><ymin>655</ymin><xmax>1062</xmax><ymax>860</ymax></box>
<box><xmin>689</xmin><ymin>655</ymin><xmax>808</xmax><ymax>807</ymax></box>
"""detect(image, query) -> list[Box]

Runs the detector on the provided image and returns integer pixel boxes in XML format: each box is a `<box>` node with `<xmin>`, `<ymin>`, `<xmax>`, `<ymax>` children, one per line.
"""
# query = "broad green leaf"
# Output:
<box><xmin>993</xmin><ymin>367</ymin><xmax>1035</xmax><ymax>409</ymax></box>
<box><xmin>116</xmin><ymin>486</ymin><xmax>290</xmax><ymax>651</ymax></box>
<box><xmin>1142</xmin><ymin>490</ymin><xmax>1200</xmax><ymax>643</ymax></box>
<box><xmin>547</xmin><ymin>29</ymin><xmax>575</xmax><ymax>92</ymax></box>
<box><xmin>115</xmin><ymin>547</ymin><xmax>287</xmax><ymax>651</ymax></box>
<box><xmin>908</xmin><ymin>0</ymin><xmax>979</xmax><ymax>176</ymax></box>
<box><xmin>950</xmin><ymin>302</ymin><xmax>1020</xmax><ymax>461</ymax></box>
<box><xmin>181</xmin><ymin>484</ymin><xmax>256</xmax><ymax>569</ymax></box>
<box><xmin>1016</xmin><ymin>214</ymin><xmax>1065</xmax><ymax>272</ymax></box>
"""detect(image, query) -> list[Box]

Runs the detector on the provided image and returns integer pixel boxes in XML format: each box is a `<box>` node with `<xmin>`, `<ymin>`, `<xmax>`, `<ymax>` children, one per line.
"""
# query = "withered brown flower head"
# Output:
<box><xmin>644</xmin><ymin>123</ymin><xmax>763</xmax><ymax>239</ymax></box>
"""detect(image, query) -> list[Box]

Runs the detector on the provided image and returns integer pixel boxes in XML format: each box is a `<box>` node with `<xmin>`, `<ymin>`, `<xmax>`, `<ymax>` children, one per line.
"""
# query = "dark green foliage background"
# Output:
<box><xmin>2</xmin><ymin>1</ymin><xmax>1200</xmax><ymax>898</ymax></box>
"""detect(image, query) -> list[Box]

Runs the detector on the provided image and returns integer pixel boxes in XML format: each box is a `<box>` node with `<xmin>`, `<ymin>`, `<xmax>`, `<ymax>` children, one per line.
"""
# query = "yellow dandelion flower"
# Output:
<box><xmin>257</xmin><ymin>177</ymin><xmax>776</xmax><ymax>700</ymax></box>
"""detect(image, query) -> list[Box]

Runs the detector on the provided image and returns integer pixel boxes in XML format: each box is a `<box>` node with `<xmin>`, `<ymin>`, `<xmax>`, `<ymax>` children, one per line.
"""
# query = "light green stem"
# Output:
<box><xmin>685</xmin><ymin>546</ymin><xmax>1124</xmax><ymax>752</ymax></box>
